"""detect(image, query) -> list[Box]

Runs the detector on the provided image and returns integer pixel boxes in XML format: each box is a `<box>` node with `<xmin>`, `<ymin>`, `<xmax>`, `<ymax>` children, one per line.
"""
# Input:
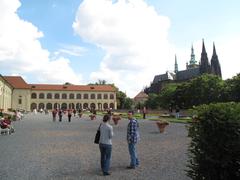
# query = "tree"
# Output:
<box><xmin>116</xmin><ymin>91</ymin><xmax>126</xmax><ymax>109</ymax></box>
<box><xmin>225</xmin><ymin>73</ymin><xmax>240</xmax><ymax>102</ymax></box>
<box><xmin>123</xmin><ymin>97</ymin><xmax>133</xmax><ymax>109</ymax></box>
<box><xmin>158</xmin><ymin>83</ymin><xmax>177</xmax><ymax>108</ymax></box>
<box><xmin>174</xmin><ymin>74</ymin><xmax>225</xmax><ymax>108</ymax></box>
<box><xmin>145</xmin><ymin>93</ymin><xmax>160</xmax><ymax>109</ymax></box>
<box><xmin>96</xmin><ymin>79</ymin><xmax>107</xmax><ymax>85</ymax></box>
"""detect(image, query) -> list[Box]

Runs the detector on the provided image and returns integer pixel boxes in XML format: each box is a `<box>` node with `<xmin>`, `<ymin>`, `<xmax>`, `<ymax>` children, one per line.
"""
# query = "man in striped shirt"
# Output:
<box><xmin>126</xmin><ymin>111</ymin><xmax>140</xmax><ymax>169</ymax></box>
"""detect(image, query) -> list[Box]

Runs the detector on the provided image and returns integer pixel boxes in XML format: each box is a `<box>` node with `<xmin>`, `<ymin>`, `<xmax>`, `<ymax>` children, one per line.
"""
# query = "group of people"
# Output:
<box><xmin>51</xmin><ymin>108</ymin><xmax>83</xmax><ymax>122</ymax></box>
<box><xmin>98</xmin><ymin>111</ymin><xmax>140</xmax><ymax>176</ymax></box>
<box><xmin>0</xmin><ymin>115</ymin><xmax>15</xmax><ymax>134</ymax></box>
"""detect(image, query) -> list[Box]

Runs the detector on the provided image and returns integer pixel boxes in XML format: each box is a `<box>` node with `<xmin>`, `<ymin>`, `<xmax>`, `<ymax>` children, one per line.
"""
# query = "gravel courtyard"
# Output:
<box><xmin>0</xmin><ymin>113</ymin><xmax>190</xmax><ymax>180</ymax></box>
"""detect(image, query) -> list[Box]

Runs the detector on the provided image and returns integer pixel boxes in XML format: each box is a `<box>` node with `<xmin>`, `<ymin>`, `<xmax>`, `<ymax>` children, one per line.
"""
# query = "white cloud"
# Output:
<box><xmin>0</xmin><ymin>0</ymin><xmax>82</xmax><ymax>84</ymax></box>
<box><xmin>54</xmin><ymin>44</ymin><xmax>87</xmax><ymax>57</ymax></box>
<box><xmin>73</xmin><ymin>0</ymin><xmax>174</xmax><ymax>97</ymax></box>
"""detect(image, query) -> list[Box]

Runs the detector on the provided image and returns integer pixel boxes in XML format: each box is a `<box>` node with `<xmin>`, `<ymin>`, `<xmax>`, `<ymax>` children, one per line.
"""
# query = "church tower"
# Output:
<box><xmin>210</xmin><ymin>43</ymin><xmax>222</xmax><ymax>78</ymax></box>
<box><xmin>174</xmin><ymin>54</ymin><xmax>178</xmax><ymax>73</ymax></box>
<box><xmin>199</xmin><ymin>39</ymin><xmax>211</xmax><ymax>74</ymax></box>
<box><xmin>187</xmin><ymin>45</ymin><xmax>198</xmax><ymax>69</ymax></box>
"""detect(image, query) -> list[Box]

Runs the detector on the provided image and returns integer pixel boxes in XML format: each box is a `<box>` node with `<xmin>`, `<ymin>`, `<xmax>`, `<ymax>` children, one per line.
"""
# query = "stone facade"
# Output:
<box><xmin>0</xmin><ymin>75</ymin><xmax>12</xmax><ymax>111</ymax></box>
<box><xmin>1</xmin><ymin>76</ymin><xmax>117</xmax><ymax>112</ymax></box>
<box><xmin>29</xmin><ymin>90</ymin><xmax>116</xmax><ymax>111</ymax></box>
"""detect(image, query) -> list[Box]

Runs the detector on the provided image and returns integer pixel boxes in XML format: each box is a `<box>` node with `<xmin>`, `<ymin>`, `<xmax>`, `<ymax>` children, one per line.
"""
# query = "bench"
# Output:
<box><xmin>0</xmin><ymin>127</ymin><xmax>10</xmax><ymax>135</ymax></box>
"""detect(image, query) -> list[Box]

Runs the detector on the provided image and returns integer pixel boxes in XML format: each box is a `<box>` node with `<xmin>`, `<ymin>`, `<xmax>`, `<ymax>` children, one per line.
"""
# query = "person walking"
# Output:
<box><xmin>58</xmin><ymin>109</ymin><xmax>63</xmax><ymax>122</ymax></box>
<box><xmin>142</xmin><ymin>106</ymin><xmax>147</xmax><ymax>119</ymax></box>
<box><xmin>52</xmin><ymin>109</ymin><xmax>57</xmax><ymax>122</ymax></box>
<box><xmin>99</xmin><ymin>114</ymin><xmax>113</xmax><ymax>176</ymax></box>
<box><xmin>127</xmin><ymin>111</ymin><xmax>140</xmax><ymax>169</ymax></box>
<box><xmin>67</xmin><ymin>109</ymin><xmax>72</xmax><ymax>122</ymax></box>
<box><xmin>175</xmin><ymin>106</ymin><xmax>180</xmax><ymax>119</ymax></box>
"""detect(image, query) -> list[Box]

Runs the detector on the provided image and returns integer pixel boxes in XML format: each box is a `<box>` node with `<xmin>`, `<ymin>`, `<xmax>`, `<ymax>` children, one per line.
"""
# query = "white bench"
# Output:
<box><xmin>0</xmin><ymin>127</ymin><xmax>10</xmax><ymax>135</ymax></box>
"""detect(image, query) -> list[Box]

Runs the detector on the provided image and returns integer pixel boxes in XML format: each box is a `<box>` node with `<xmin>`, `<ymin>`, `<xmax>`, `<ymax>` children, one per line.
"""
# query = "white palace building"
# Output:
<box><xmin>0</xmin><ymin>75</ymin><xmax>117</xmax><ymax>112</ymax></box>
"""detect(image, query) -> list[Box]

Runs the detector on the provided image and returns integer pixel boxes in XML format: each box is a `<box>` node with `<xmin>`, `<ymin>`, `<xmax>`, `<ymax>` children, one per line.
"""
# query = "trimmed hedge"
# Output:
<box><xmin>187</xmin><ymin>103</ymin><xmax>240</xmax><ymax>180</ymax></box>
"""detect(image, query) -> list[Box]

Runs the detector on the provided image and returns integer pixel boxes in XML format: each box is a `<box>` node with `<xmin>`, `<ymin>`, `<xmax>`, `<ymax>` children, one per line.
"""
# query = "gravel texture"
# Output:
<box><xmin>0</xmin><ymin>113</ymin><xmax>190</xmax><ymax>180</ymax></box>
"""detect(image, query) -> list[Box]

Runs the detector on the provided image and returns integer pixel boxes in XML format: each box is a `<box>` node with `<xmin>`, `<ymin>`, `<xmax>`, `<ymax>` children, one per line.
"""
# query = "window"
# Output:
<box><xmin>62</xmin><ymin>93</ymin><xmax>67</xmax><ymax>99</ymax></box>
<box><xmin>110</xmin><ymin>94</ymin><xmax>114</xmax><ymax>99</ymax></box>
<box><xmin>90</xmin><ymin>94</ymin><xmax>95</xmax><ymax>99</ymax></box>
<box><xmin>110</xmin><ymin>103</ymin><xmax>114</xmax><ymax>109</ymax></box>
<box><xmin>84</xmin><ymin>94</ymin><xmax>88</xmax><ymax>99</ymax></box>
<box><xmin>31</xmin><ymin>93</ymin><xmax>37</xmax><ymax>99</ymax></box>
<box><xmin>18</xmin><ymin>99</ymin><xmax>22</xmax><ymax>104</ymax></box>
<box><xmin>47</xmin><ymin>93</ymin><xmax>52</xmax><ymax>99</ymax></box>
<box><xmin>103</xmin><ymin>103</ymin><xmax>108</xmax><ymax>109</ymax></box>
<box><xmin>69</xmin><ymin>93</ymin><xmax>74</xmax><ymax>99</ymax></box>
<box><xmin>46</xmin><ymin>103</ymin><xmax>52</xmax><ymax>110</ymax></box>
<box><xmin>97</xmin><ymin>94</ymin><xmax>102</xmax><ymax>99</ymax></box>
<box><xmin>76</xmin><ymin>94</ymin><xmax>81</xmax><ymax>99</ymax></box>
<box><xmin>39</xmin><ymin>93</ymin><xmax>44</xmax><ymax>99</ymax></box>
<box><xmin>54</xmin><ymin>93</ymin><xmax>60</xmax><ymax>99</ymax></box>
<box><xmin>83</xmin><ymin>103</ymin><xmax>88</xmax><ymax>109</ymax></box>
<box><xmin>104</xmin><ymin>94</ymin><xmax>108</xmax><ymax>99</ymax></box>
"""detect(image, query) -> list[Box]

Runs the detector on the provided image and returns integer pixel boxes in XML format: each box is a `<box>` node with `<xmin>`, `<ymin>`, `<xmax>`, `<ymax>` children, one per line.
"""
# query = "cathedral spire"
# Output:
<box><xmin>210</xmin><ymin>42</ymin><xmax>222</xmax><ymax>78</ymax></box>
<box><xmin>213</xmin><ymin>42</ymin><xmax>216</xmax><ymax>55</ymax></box>
<box><xmin>200</xmin><ymin>39</ymin><xmax>210</xmax><ymax>74</ymax></box>
<box><xmin>189</xmin><ymin>44</ymin><xmax>196</xmax><ymax>65</ymax></box>
<box><xmin>174</xmin><ymin>54</ymin><xmax>178</xmax><ymax>73</ymax></box>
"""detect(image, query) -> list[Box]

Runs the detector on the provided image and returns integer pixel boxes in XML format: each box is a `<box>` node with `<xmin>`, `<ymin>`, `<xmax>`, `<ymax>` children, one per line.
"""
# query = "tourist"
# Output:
<box><xmin>99</xmin><ymin>114</ymin><xmax>113</xmax><ymax>176</ymax></box>
<box><xmin>58</xmin><ymin>109</ymin><xmax>63</xmax><ymax>122</ymax></box>
<box><xmin>78</xmin><ymin>109</ymin><xmax>82</xmax><ymax>118</ymax></box>
<box><xmin>126</xmin><ymin>111</ymin><xmax>140</xmax><ymax>169</ymax></box>
<box><xmin>0</xmin><ymin>109</ymin><xmax>3</xmax><ymax>117</ymax></box>
<box><xmin>142</xmin><ymin>106</ymin><xmax>147</xmax><ymax>119</ymax></box>
<box><xmin>52</xmin><ymin>109</ymin><xmax>57</xmax><ymax>122</ymax></box>
<box><xmin>73</xmin><ymin>109</ymin><xmax>76</xmax><ymax>117</ymax></box>
<box><xmin>67</xmin><ymin>109</ymin><xmax>72</xmax><ymax>122</ymax></box>
<box><xmin>33</xmin><ymin>108</ymin><xmax>37</xmax><ymax>114</ymax></box>
<box><xmin>16</xmin><ymin>110</ymin><xmax>23</xmax><ymax>120</ymax></box>
<box><xmin>0</xmin><ymin>116</ymin><xmax>14</xmax><ymax>134</ymax></box>
<box><xmin>175</xmin><ymin>106</ymin><xmax>180</xmax><ymax>119</ymax></box>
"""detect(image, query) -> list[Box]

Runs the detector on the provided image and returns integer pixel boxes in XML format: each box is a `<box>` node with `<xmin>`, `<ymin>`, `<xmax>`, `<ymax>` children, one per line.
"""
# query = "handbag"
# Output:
<box><xmin>94</xmin><ymin>124</ymin><xmax>101</xmax><ymax>144</ymax></box>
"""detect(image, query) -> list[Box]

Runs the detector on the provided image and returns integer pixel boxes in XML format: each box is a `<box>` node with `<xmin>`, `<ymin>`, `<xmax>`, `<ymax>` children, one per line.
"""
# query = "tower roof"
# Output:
<box><xmin>189</xmin><ymin>44</ymin><xmax>197</xmax><ymax>65</ymax></box>
<box><xmin>199</xmin><ymin>39</ymin><xmax>210</xmax><ymax>74</ymax></box>
<box><xmin>202</xmin><ymin>39</ymin><xmax>207</xmax><ymax>54</ymax></box>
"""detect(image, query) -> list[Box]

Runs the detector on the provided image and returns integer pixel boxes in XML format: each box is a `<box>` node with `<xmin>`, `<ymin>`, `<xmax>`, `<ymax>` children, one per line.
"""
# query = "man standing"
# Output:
<box><xmin>127</xmin><ymin>111</ymin><xmax>140</xmax><ymax>169</ymax></box>
<box><xmin>143</xmin><ymin>106</ymin><xmax>147</xmax><ymax>119</ymax></box>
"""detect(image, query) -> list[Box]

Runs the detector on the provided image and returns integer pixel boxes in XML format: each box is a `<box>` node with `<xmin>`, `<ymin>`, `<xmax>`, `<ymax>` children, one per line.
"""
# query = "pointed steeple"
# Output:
<box><xmin>202</xmin><ymin>39</ymin><xmax>207</xmax><ymax>53</ymax></box>
<box><xmin>213</xmin><ymin>42</ymin><xmax>216</xmax><ymax>55</ymax></box>
<box><xmin>199</xmin><ymin>39</ymin><xmax>211</xmax><ymax>74</ymax></box>
<box><xmin>210</xmin><ymin>42</ymin><xmax>222</xmax><ymax>78</ymax></box>
<box><xmin>189</xmin><ymin>44</ymin><xmax>196</xmax><ymax>65</ymax></box>
<box><xmin>174</xmin><ymin>54</ymin><xmax>178</xmax><ymax>73</ymax></box>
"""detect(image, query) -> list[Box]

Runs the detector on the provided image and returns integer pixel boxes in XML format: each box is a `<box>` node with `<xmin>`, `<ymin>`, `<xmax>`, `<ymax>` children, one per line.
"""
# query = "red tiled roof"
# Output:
<box><xmin>3</xmin><ymin>76</ymin><xmax>30</xmax><ymax>89</ymax></box>
<box><xmin>3</xmin><ymin>76</ymin><xmax>116</xmax><ymax>92</ymax></box>
<box><xmin>29</xmin><ymin>84</ymin><xmax>116</xmax><ymax>92</ymax></box>
<box><xmin>134</xmin><ymin>91</ymin><xmax>148</xmax><ymax>100</ymax></box>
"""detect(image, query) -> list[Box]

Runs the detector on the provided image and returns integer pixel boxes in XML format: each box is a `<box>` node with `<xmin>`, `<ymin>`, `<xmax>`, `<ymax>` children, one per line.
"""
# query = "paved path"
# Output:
<box><xmin>0</xmin><ymin>113</ymin><xmax>190</xmax><ymax>180</ymax></box>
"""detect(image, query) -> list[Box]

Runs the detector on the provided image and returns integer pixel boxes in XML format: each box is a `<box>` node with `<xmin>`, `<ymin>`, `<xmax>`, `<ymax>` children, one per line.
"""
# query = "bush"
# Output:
<box><xmin>187</xmin><ymin>102</ymin><xmax>240</xmax><ymax>180</ymax></box>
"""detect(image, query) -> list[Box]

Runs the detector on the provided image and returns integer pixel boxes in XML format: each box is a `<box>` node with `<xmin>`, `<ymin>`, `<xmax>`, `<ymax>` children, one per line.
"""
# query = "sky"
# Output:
<box><xmin>0</xmin><ymin>0</ymin><xmax>240</xmax><ymax>97</ymax></box>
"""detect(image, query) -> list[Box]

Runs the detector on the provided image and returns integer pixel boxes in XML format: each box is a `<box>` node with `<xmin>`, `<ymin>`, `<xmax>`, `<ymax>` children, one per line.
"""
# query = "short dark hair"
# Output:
<box><xmin>103</xmin><ymin>114</ymin><xmax>110</xmax><ymax>122</ymax></box>
<box><xmin>128</xmin><ymin>110</ymin><xmax>134</xmax><ymax>115</ymax></box>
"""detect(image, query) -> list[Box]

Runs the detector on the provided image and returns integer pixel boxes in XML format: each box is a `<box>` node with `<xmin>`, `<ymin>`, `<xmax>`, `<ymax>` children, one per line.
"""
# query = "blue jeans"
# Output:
<box><xmin>99</xmin><ymin>143</ymin><xmax>112</xmax><ymax>173</ymax></box>
<box><xmin>128</xmin><ymin>143</ymin><xmax>139</xmax><ymax>167</ymax></box>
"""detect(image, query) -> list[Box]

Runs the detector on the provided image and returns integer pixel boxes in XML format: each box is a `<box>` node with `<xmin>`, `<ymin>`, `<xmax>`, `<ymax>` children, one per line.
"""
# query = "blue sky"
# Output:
<box><xmin>1</xmin><ymin>0</ymin><xmax>240</xmax><ymax>97</ymax></box>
